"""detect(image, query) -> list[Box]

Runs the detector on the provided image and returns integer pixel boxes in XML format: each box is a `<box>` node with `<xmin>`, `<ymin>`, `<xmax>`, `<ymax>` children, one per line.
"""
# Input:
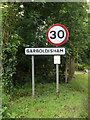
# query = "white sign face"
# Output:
<box><xmin>54</xmin><ymin>55</ymin><xmax>60</xmax><ymax>64</ymax></box>
<box><xmin>47</xmin><ymin>24</ymin><xmax>68</xmax><ymax>46</ymax></box>
<box><xmin>25</xmin><ymin>48</ymin><xmax>65</xmax><ymax>55</ymax></box>
<box><xmin>49</xmin><ymin>26</ymin><xmax>66</xmax><ymax>44</ymax></box>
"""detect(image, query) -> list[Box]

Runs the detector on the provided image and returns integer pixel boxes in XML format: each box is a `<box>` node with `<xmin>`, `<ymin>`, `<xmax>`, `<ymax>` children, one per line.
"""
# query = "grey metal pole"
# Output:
<box><xmin>32</xmin><ymin>55</ymin><xmax>34</xmax><ymax>98</ymax></box>
<box><xmin>56</xmin><ymin>64</ymin><xmax>59</xmax><ymax>98</ymax></box>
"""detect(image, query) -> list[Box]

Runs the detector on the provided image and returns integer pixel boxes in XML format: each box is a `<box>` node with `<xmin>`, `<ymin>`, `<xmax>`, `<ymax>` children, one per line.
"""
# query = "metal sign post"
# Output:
<box><xmin>56</xmin><ymin>64</ymin><xmax>59</xmax><ymax>98</ymax></box>
<box><xmin>32</xmin><ymin>55</ymin><xmax>34</xmax><ymax>98</ymax></box>
<box><xmin>25</xmin><ymin>24</ymin><xmax>68</xmax><ymax>98</ymax></box>
<box><xmin>25</xmin><ymin>48</ymin><xmax>64</xmax><ymax>98</ymax></box>
<box><xmin>54</xmin><ymin>55</ymin><xmax>60</xmax><ymax>98</ymax></box>
<box><xmin>47</xmin><ymin>24</ymin><xmax>68</xmax><ymax>98</ymax></box>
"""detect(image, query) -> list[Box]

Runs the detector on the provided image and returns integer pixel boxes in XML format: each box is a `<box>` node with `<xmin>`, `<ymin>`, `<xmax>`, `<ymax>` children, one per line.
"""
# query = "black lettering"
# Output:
<box><xmin>30</xmin><ymin>49</ymin><xmax>32</xmax><ymax>53</ymax></box>
<box><xmin>26</xmin><ymin>49</ymin><xmax>30</xmax><ymax>53</ymax></box>
<box><xmin>50</xmin><ymin>31</ymin><xmax>56</xmax><ymax>39</ymax></box>
<box><xmin>39</xmin><ymin>49</ymin><xmax>42</xmax><ymax>53</ymax></box>
<box><xmin>60</xmin><ymin>49</ymin><xmax>63</xmax><ymax>52</ymax></box>
<box><xmin>58</xmin><ymin>30</ymin><xmax>64</xmax><ymax>38</ymax></box>
<box><xmin>57</xmin><ymin>49</ymin><xmax>60</xmax><ymax>52</ymax></box>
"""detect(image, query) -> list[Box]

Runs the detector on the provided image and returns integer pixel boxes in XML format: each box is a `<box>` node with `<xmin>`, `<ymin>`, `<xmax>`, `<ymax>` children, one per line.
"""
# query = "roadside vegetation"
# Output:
<box><xmin>2</xmin><ymin>73</ymin><xmax>88</xmax><ymax>118</ymax></box>
<box><xmin>1</xmin><ymin>2</ymin><xmax>89</xmax><ymax>119</ymax></box>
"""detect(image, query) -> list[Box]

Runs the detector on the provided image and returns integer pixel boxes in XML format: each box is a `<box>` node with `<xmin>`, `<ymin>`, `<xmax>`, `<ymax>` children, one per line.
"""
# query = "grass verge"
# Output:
<box><xmin>2</xmin><ymin>73</ymin><xmax>88</xmax><ymax>118</ymax></box>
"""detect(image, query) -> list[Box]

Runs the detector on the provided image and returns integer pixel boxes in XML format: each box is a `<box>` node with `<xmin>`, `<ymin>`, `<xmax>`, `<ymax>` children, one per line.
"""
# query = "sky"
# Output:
<box><xmin>87</xmin><ymin>0</ymin><xmax>90</xmax><ymax>2</ymax></box>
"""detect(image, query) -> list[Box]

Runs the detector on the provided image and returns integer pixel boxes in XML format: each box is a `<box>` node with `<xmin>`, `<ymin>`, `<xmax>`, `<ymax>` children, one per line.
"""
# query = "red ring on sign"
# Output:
<box><xmin>46</xmin><ymin>24</ymin><xmax>68</xmax><ymax>46</ymax></box>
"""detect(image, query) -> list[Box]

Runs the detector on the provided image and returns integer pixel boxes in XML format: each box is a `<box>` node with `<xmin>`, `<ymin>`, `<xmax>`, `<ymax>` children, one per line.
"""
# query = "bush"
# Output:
<box><xmin>2</xmin><ymin>93</ymin><xmax>9</xmax><ymax>118</ymax></box>
<box><xmin>2</xmin><ymin>40</ymin><xmax>20</xmax><ymax>94</ymax></box>
<box><xmin>78</xmin><ymin>64</ymin><xmax>85</xmax><ymax>71</ymax></box>
<box><xmin>75</xmin><ymin>64</ymin><xmax>85</xmax><ymax>71</ymax></box>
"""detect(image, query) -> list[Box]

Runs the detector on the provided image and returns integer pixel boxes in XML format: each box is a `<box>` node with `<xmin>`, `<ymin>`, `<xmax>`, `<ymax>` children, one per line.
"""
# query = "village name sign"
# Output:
<box><xmin>25</xmin><ymin>24</ymin><xmax>68</xmax><ymax>98</ymax></box>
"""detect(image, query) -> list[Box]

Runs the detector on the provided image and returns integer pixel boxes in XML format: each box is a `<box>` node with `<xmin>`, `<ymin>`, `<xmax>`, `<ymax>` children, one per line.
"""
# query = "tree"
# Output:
<box><xmin>2</xmin><ymin>2</ymin><xmax>89</xmax><ymax>93</ymax></box>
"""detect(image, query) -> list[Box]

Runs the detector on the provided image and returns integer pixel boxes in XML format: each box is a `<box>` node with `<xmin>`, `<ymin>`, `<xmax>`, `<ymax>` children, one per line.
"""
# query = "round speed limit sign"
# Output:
<box><xmin>46</xmin><ymin>24</ymin><xmax>68</xmax><ymax>46</ymax></box>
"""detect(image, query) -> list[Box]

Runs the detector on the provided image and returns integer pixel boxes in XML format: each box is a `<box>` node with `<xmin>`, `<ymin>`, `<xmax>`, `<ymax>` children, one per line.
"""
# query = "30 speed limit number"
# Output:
<box><xmin>46</xmin><ymin>24</ymin><xmax>68</xmax><ymax>46</ymax></box>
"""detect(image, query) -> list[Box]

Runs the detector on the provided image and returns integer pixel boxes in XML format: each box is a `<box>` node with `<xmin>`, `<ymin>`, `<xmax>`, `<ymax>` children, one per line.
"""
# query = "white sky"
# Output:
<box><xmin>87</xmin><ymin>0</ymin><xmax>90</xmax><ymax>2</ymax></box>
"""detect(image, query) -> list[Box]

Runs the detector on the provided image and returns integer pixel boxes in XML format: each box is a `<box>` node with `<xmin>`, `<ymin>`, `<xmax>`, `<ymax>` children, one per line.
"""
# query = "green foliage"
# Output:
<box><xmin>2</xmin><ymin>93</ymin><xmax>9</xmax><ymax>117</ymax></box>
<box><xmin>2</xmin><ymin>3</ymin><xmax>21</xmax><ymax>93</ymax></box>
<box><xmin>78</xmin><ymin>44</ymin><xmax>90</xmax><ymax>66</ymax></box>
<box><xmin>75</xmin><ymin>64</ymin><xmax>85</xmax><ymax>71</ymax></box>
<box><xmin>2</xmin><ymin>40</ymin><xmax>20</xmax><ymax>93</ymax></box>
<box><xmin>2</xmin><ymin>73</ymin><xmax>88</xmax><ymax>118</ymax></box>
<box><xmin>2</xmin><ymin>2</ymin><xmax>89</xmax><ymax>93</ymax></box>
<box><xmin>69</xmin><ymin>74</ymin><xmax>88</xmax><ymax>93</ymax></box>
<box><xmin>78</xmin><ymin>65</ymin><xmax>84</xmax><ymax>71</ymax></box>
<box><xmin>16</xmin><ymin>2</ymin><xmax>89</xmax><ymax>85</ymax></box>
